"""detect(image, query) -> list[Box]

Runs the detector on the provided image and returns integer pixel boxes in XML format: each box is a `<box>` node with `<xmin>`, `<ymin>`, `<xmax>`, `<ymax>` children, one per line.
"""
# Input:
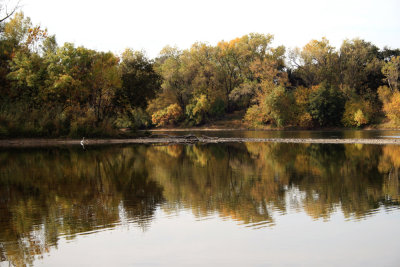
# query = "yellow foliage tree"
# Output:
<box><xmin>383</xmin><ymin>91</ymin><xmax>400</xmax><ymax>125</ymax></box>
<box><xmin>293</xmin><ymin>86</ymin><xmax>314</xmax><ymax>128</ymax></box>
<box><xmin>151</xmin><ymin>103</ymin><xmax>183</xmax><ymax>127</ymax></box>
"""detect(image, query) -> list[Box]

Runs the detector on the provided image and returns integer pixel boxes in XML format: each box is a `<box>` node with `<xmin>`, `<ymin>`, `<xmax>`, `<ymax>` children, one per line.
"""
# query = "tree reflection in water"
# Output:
<box><xmin>0</xmin><ymin>143</ymin><xmax>399</xmax><ymax>266</ymax></box>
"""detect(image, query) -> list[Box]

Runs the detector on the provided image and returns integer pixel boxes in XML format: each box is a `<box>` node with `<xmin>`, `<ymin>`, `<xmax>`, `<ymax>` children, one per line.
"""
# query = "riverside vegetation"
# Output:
<box><xmin>1</xmin><ymin>11</ymin><xmax>400</xmax><ymax>138</ymax></box>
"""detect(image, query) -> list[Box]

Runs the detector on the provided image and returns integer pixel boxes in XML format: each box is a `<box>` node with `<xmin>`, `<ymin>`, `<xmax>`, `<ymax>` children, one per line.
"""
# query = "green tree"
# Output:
<box><xmin>118</xmin><ymin>49</ymin><xmax>161</xmax><ymax>109</ymax></box>
<box><xmin>155</xmin><ymin>46</ymin><xmax>193</xmax><ymax>111</ymax></box>
<box><xmin>45</xmin><ymin>43</ymin><xmax>96</xmax><ymax>108</ymax></box>
<box><xmin>0</xmin><ymin>12</ymin><xmax>31</xmax><ymax>100</ymax></box>
<box><xmin>307</xmin><ymin>82</ymin><xmax>345</xmax><ymax>126</ymax></box>
<box><xmin>90</xmin><ymin>51</ymin><xmax>121</xmax><ymax>123</ymax></box>
<box><xmin>339</xmin><ymin>39</ymin><xmax>383</xmax><ymax>95</ymax></box>
<box><xmin>7</xmin><ymin>50</ymin><xmax>48</xmax><ymax>104</ymax></box>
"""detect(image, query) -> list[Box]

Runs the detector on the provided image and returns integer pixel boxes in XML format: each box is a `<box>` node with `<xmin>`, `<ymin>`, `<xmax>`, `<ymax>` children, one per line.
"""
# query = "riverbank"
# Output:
<box><xmin>148</xmin><ymin>111</ymin><xmax>400</xmax><ymax>131</ymax></box>
<box><xmin>1</xmin><ymin>136</ymin><xmax>400</xmax><ymax>147</ymax></box>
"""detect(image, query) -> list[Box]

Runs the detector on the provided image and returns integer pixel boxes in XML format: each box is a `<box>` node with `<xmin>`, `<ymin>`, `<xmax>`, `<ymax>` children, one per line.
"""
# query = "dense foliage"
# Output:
<box><xmin>0</xmin><ymin>12</ymin><xmax>161</xmax><ymax>137</ymax></box>
<box><xmin>1</xmin><ymin>11</ymin><xmax>400</xmax><ymax>137</ymax></box>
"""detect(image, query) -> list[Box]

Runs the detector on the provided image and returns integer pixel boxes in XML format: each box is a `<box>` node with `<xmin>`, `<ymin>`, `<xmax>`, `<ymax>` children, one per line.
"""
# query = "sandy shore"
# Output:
<box><xmin>1</xmin><ymin>137</ymin><xmax>400</xmax><ymax>147</ymax></box>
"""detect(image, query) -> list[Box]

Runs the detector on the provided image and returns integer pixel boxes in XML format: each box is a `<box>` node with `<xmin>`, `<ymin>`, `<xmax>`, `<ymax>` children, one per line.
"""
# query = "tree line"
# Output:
<box><xmin>1</xmin><ymin>12</ymin><xmax>399</xmax><ymax>137</ymax></box>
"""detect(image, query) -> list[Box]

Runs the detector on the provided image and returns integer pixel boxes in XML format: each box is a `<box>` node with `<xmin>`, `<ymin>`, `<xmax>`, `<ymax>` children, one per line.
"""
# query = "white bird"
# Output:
<box><xmin>80</xmin><ymin>137</ymin><xmax>86</xmax><ymax>148</ymax></box>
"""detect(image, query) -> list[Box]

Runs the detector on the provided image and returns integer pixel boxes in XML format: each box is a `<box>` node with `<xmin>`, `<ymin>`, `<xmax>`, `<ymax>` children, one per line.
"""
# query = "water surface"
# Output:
<box><xmin>1</xmin><ymin>140</ymin><xmax>400</xmax><ymax>266</ymax></box>
<box><xmin>153</xmin><ymin>129</ymin><xmax>400</xmax><ymax>139</ymax></box>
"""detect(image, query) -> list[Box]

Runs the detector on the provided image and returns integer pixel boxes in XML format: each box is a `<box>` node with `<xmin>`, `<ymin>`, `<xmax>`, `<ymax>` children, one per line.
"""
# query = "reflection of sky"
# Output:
<box><xmin>35</xmin><ymin>208</ymin><xmax>400</xmax><ymax>267</ymax></box>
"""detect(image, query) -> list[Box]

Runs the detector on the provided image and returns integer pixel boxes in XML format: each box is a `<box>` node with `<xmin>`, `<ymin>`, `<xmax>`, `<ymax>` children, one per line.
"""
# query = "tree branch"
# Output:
<box><xmin>0</xmin><ymin>0</ymin><xmax>20</xmax><ymax>23</ymax></box>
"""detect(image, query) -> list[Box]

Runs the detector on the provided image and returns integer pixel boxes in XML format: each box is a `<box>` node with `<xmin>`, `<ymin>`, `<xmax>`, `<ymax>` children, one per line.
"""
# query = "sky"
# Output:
<box><xmin>14</xmin><ymin>0</ymin><xmax>400</xmax><ymax>58</ymax></box>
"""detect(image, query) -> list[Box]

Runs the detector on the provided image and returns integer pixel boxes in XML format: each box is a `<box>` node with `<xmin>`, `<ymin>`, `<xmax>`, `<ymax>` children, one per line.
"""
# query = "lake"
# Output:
<box><xmin>1</xmin><ymin>131</ymin><xmax>400</xmax><ymax>266</ymax></box>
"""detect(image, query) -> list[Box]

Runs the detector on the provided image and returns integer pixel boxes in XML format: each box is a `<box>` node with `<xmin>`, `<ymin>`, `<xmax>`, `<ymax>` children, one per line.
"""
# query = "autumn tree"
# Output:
<box><xmin>377</xmin><ymin>56</ymin><xmax>400</xmax><ymax>126</ymax></box>
<box><xmin>244</xmin><ymin>81</ymin><xmax>295</xmax><ymax>127</ymax></box>
<box><xmin>288</xmin><ymin>37</ymin><xmax>339</xmax><ymax>88</ymax></box>
<box><xmin>154</xmin><ymin>46</ymin><xmax>195</xmax><ymax>111</ymax></box>
<box><xmin>152</xmin><ymin>44</ymin><xmax>219</xmax><ymax>125</ymax></box>
<box><xmin>214</xmin><ymin>33</ymin><xmax>282</xmax><ymax>111</ymax></box>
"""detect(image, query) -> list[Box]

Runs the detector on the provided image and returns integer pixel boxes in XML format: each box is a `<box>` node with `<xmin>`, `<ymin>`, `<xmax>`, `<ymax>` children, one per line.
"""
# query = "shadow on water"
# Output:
<box><xmin>0</xmin><ymin>142</ymin><xmax>399</xmax><ymax>266</ymax></box>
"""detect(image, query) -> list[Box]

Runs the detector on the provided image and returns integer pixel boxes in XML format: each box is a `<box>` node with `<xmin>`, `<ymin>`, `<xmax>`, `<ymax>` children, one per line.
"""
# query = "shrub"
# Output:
<box><xmin>151</xmin><ymin>103</ymin><xmax>183</xmax><ymax>127</ymax></box>
<box><xmin>209</xmin><ymin>98</ymin><xmax>226</xmax><ymax>118</ymax></box>
<box><xmin>244</xmin><ymin>104</ymin><xmax>266</xmax><ymax>126</ymax></box>
<box><xmin>298</xmin><ymin>112</ymin><xmax>313</xmax><ymax>128</ymax></box>
<box><xmin>244</xmin><ymin>84</ymin><xmax>295</xmax><ymax>127</ymax></box>
<box><xmin>354</xmin><ymin>109</ymin><xmax>368</xmax><ymax>127</ymax></box>
<box><xmin>262</xmin><ymin>86</ymin><xmax>294</xmax><ymax>127</ymax></box>
<box><xmin>342</xmin><ymin>98</ymin><xmax>373</xmax><ymax>127</ymax></box>
<box><xmin>185</xmin><ymin>95</ymin><xmax>211</xmax><ymax>125</ymax></box>
<box><xmin>115</xmin><ymin>108</ymin><xmax>151</xmax><ymax>129</ymax></box>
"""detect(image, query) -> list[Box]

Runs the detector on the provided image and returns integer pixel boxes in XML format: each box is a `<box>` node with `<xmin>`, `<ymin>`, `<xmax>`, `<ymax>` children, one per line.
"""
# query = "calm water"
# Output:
<box><xmin>1</xmin><ymin>133</ymin><xmax>400</xmax><ymax>266</ymax></box>
<box><xmin>153</xmin><ymin>129</ymin><xmax>400</xmax><ymax>139</ymax></box>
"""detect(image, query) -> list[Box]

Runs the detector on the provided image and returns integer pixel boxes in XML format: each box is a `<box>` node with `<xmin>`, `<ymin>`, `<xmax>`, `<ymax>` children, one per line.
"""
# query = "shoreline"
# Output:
<box><xmin>1</xmin><ymin>137</ymin><xmax>400</xmax><ymax>147</ymax></box>
<box><xmin>146</xmin><ymin>127</ymin><xmax>400</xmax><ymax>132</ymax></box>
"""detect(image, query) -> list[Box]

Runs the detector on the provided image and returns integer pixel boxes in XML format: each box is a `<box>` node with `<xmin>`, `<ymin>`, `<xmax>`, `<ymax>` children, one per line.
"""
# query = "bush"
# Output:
<box><xmin>0</xmin><ymin>101</ymin><xmax>121</xmax><ymax>138</ymax></box>
<box><xmin>69</xmin><ymin>108</ymin><xmax>97</xmax><ymax>137</ymax></box>
<box><xmin>185</xmin><ymin>95</ymin><xmax>211</xmax><ymax>125</ymax></box>
<box><xmin>244</xmin><ymin>104</ymin><xmax>266</xmax><ymax>126</ymax></box>
<box><xmin>342</xmin><ymin>98</ymin><xmax>373</xmax><ymax>127</ymax></box>
<box><xmin>152</xmin><ymin>103</ymin><xmax>183</xmax><ymax>127</ymax></box>
<box><xmin>298</xmin><ymin>112</ymin><xmax>313</xmax><ymax>128</ymax></box>
<box><xmin>0</xmin><ymin>103</ymin><xmax>69</xmax><ymax>137</ymax></box>
<box><xmin>244</xmin><ymin>84</ymin><xmax>295</xmax><ymax>127</ymax></box>
<box><xmin>209</xmin><ymin>98</ymin><xmax>226</xmax><ymax>118</ymax></box>
<box><xmin>354</xmin><ymin>109</ymin><xmax>368</xmax><ymax>126</ymax></box>
<box><xmin>115</xmin><ymin>108</ymin><xmax>151</xmax><ymax>129</ymax></box>
<box><xmin>262</xmin><ymin>86</ymin><xmax>294</xmax><ymax>127</ymax></box>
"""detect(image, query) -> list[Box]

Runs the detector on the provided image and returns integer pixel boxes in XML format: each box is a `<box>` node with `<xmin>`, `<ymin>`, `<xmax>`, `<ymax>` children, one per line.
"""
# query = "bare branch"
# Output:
<box><xmin>0</xmin><ymin>0</ymin><xmax>20</xmax><ymax>23</ymax></box>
